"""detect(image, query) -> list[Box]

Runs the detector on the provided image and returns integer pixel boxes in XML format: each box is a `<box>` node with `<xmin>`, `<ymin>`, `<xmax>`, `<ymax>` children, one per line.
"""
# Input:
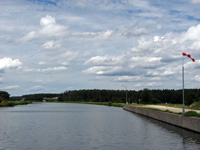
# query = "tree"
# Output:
<box><xmin>140</xmin><ymin>88</ymin><xmax>152</xmax><ymax>104</ymax></box>
<box><xmin>0</xmin><ymin>91</ymin><xmax>10</xmax><ymax>100</ymax></box>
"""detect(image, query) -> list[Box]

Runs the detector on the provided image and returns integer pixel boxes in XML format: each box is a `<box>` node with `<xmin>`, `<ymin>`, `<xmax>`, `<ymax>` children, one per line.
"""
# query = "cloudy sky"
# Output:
<box><xmin>1</xmin><ymin>0</ymin><xmax>200</xmax><ymax>96</ymax></box>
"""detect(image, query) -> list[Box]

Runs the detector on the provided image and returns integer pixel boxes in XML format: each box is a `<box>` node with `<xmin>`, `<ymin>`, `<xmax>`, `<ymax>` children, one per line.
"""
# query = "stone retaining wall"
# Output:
<box><xmin>123</xmin><ymin>105</ymin><xmax>200</xmax><ymax>133</ymax></box>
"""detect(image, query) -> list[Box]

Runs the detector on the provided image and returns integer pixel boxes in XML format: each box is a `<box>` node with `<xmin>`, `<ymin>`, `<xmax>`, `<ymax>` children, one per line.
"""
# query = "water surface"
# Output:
<box><xmin>0</xmin><ymin>103</ymin><xmax>199</xmax><ymax>150</ymax></box>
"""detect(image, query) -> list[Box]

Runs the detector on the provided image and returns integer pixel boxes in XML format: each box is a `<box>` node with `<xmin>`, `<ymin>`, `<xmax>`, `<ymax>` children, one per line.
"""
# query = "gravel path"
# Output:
<box><xmin>142</xmin><ymin>105</ymin><xmax>200</xmax><ymax>113</ymax></box>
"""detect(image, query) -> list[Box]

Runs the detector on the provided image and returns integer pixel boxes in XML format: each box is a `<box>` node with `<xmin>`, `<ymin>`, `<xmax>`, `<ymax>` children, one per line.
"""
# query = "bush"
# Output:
<box><xmin>184</xmin><ymin>111</ymin><xmax>200</xmax><ymax>118</ymax></box>
<box><xmin>190</xmin><ymin>101</ymin><xmax>200</xmax><ymax>110</ymax></box>
<box><xmin>108</xmin><ymin>102</ymin><xmax>112</xmax><ymax>106</ymax></box>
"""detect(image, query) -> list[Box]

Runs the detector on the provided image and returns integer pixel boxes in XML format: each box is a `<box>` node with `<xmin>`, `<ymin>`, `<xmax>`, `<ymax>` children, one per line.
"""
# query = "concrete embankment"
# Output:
<box><xmin>123</xmin><ymin>105</ymin><xmax>200</xmax><ymax>133</ymax></box>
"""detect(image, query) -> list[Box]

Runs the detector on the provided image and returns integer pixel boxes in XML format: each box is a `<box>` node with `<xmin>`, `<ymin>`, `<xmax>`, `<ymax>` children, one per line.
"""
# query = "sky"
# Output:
<box><xmin>1</xmin><ymin>0</ymin><xmax>200</xmax><ymax>96</ymax></box>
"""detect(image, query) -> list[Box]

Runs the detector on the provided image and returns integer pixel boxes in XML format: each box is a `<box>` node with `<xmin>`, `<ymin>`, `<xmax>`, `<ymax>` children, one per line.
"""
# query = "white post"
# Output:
<box><xmin>122</xmin><ymin>85</ymin><xmax>128</xmax><ymax>105</ymax></box>
<box><xmin>182</xmin><ymin>56</ymin><xmax>185</xmax><ymax>115</ymax></box>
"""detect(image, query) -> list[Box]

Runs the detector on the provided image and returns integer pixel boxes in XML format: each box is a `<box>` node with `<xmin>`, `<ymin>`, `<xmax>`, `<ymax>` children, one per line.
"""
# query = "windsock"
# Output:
<box><xmin>182</xmin><ymin>52</ymin><xmax>195</xmax><ymax>62</ymax></box>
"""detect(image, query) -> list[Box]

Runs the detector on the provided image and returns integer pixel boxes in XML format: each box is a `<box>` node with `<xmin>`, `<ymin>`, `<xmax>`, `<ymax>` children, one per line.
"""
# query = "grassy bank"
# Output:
<box><xmin>45</xmin><ymin>100</ymin><xmax>125</xmax><ymax>107</ymax></box>
<box><xmin>0</xmin><ymin>101</ymin><xmax>32</xmax><ymax>107</ymax></box>
<box><xmin>79</xmin><ymin>102</ymin><xmax>125</xmax><ymax>107</ymax></box>
<box><xmin>128</xmin><ymin>104</ymin><xmax>200</xmax><ymax>118</ymax></box>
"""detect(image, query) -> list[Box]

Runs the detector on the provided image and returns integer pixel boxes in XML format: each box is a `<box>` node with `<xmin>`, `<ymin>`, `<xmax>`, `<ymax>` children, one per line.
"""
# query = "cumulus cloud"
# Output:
<box><xmin>20</xmin><ymin>15</ymin><xmax>68</xmax><ymax>42</ymax></box>
<box><xmin>83</xmin><ymin>24</ymin><xmax>200</xmax><ymax>86</ymax></box>
<box><xmin>184</xmin><ymin>24</ymin><xmax>200</xmax><ymax>41</ymax></box>
<box><xmin>0</xmin><ymin>57</ymin><xmax>22</xmax><ymax>71</ymax></box>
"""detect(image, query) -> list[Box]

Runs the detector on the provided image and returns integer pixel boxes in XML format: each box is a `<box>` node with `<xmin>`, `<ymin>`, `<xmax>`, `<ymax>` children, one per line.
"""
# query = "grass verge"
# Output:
<box><xmin>0</xmin><ymin>101</ymin><xmax>32</xmax><ymax>107</ymax></box>
<box><xmin>127</xmin><ymin>104</ymin><xmax>200</xmax><ymax>118</ymax></box>
<box><xmin>184</xmin><ymin>111</ymin><xmax>200</xmax><ymax>118</ymax></box>
<box><xmin>45</xmin><ymin>101</ymin><xmax>125</xmax><ymax>107</ymax></box>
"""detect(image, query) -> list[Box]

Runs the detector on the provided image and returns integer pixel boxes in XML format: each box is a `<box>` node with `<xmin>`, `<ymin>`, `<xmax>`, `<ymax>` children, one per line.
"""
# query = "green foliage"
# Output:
<box><xmin>185</xmin><ymin>93</ymin><xmax>198</xmax><ymax>105</ymax></box>
<box><xmin>184</xmin><ymin>111</ymin><xmax>200</xmax><ymax>118</ymax></box>
<box><xmin>151</xmin><ymin>98</ymin><xmax>161</xmax><ymax>104</ymax></box>
<box><xmin>23</xmin><ymin>93</ymin><xmax>60</xmax><ymax>101</ymax></box>
<box><xmin>57</xmin><ymin>88</ymin><xmax>200</xmax><ymax>105</ymax></box>
<box><xmin>190</xmin><ymin>101</ymin><xmax>200</xmax><ymax>110</ymax></box>
<box><xmin>140</xmin><ymin>88</ymin><xmax>152</xmax><ymax>104</ymax></box>
<box><xmin>0</xmin><ymin>101</ymin><xmax>32</xmax><ymax>107</ymax></box>
<box><xmin>0</xmin><ymin>91</ymin><xmax>10</xmax><ymax>100</ymax></box>
<box><xmin>8</xmin><ymin>88</ymin><xmax>200</xmax><ymax>105</ymax></box>
<box><xmin>108</xmin><ymin>101</ymin><xmax>112</xmax><ymax>106</ymax></box>
<box><xmin>58</xmin><ymin>89</ymin><xmax>133</xmax><ymax>103</ymax></box>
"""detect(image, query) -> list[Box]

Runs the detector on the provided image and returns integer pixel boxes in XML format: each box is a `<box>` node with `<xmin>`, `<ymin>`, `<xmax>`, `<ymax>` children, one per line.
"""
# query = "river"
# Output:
<box><xmin>0</xmin><ymin>103</ymin><xmax>199</xmax><ymax>150</ymax></box>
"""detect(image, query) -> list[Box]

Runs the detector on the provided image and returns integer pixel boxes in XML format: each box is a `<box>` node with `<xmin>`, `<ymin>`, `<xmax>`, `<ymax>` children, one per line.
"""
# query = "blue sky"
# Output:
<box><xmin>1</xmin><ymin>0</ymin><xmax>200</xmax><ymax>96</ymax></box>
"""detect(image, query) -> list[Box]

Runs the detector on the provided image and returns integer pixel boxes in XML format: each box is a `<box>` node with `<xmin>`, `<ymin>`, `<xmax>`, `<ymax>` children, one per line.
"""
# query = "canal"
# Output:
<box><xmin>0</xmin><ymin>103</ymin><xmax>199</xmax><ymax>150</ymax></box>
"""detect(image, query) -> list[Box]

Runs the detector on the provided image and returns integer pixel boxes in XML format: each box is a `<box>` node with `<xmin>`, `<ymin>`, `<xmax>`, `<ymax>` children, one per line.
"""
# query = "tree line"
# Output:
<box><xmin>58</xmin><ymin>88</ymin><xmax>200</xmax><ymax>105</ymax></box>
<box><xmin>6</xmin><ymin>88</ymin><xmax>200</xmax><ymax>105</ymax></box>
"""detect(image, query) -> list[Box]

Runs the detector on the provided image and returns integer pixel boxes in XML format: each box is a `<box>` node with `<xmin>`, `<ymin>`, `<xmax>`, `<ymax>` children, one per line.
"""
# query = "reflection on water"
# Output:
<box><xmin>0</xmin><ymin>103</ymin><xmax>199</xmax><ymax>150</ymax></box>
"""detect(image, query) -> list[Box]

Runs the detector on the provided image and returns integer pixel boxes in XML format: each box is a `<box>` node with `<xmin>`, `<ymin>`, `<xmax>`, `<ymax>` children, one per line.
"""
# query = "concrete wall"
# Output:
<box><xmin>123</xmin><ymin>105</ymin><xmax>200</xmax><ymax>133</ymax></box>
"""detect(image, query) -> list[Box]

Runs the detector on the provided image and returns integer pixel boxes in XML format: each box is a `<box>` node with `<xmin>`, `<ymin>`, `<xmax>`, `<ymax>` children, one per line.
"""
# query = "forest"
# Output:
<box><xmin>58</xmin><ymin>89</ymin><xmax>200</xmax><ymax>105</ymax></box>
<box><xmin>6</xmin><ymin>88</ymin><xmax>200</xmax><ymax>105</ymax></box>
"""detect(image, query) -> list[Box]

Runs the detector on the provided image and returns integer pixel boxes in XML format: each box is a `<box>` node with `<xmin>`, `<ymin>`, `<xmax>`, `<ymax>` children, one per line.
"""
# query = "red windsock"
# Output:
<box><xmin>191</xmin><ymin>58</ymin><xmax>195</xmax><ymax>62</ymax></box>
<box><xmin>182</xmin><ymin>52</ymin><xmax>195</xmax><ymax>62</ymax></box>
<box><xmin>182</xmin><ymin>52</ymin><xmax>187</xmax><ymax>56</ymax></box>
<box><xmin>187</xmin><ymin>54</ymin><xmax>191</xmax><ymax>58</ymax></box>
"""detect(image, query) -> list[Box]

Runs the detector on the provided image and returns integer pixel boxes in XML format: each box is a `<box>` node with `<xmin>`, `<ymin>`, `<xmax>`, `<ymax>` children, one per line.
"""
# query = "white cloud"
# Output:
<box><xmin>20</xmin><ymin>15</ymin><xmax>68</xmax><ymax>42</ymax></box>
<box><xmin>40</xmin><ymin>15</ymin><xmax>56</xmax><ymax>27</ymax></box>
<box><xmin>0</xmin><ymin>57</ymin><xmax>22</xmax><ymax>71</ymax></box>
<box><xmin>77</xmin><ymin>27</ymin><xmax>149</xmax><ymax>40</ymax></box>
<box><xmin>0</xmin><ymin>85</ymin><xmax>20</xmax><ymax>90</ymax></box>
<box><xmin>184</xmin><ymin>24</ymin><xmax>200</xmax><ymax>41</ymax></box>
<box><xmin>33</xmin><ymin>79</ymin><xmax>45</xmax><ymax>83</ymax></box>
<box><xmin>21</xmin><ymin>66</ymin><xmax>68</xmax><ymax>73</ymax></box>
<box><xmin>195</xmin><ymin>75</ymin><xmax>200</xmax><ymax>82</ymax></box>
<box><xmin>84</xmin><ymin>55</ymin><xmax>123</xmax><ymax>66</ymax></box>
<box><xmin>37</xmin><ymin>66</ymin><xmax>67</xmax><ymax>73</ymax></box>
<box><xmin>38</xmin><ymin>61</ymin><xmax>46</xmax><ymax>65</ymax></box>
<box><xmin>41</xmin><ymin>40</ymin><xmax>61</xmax><ymax>49</ymax></box>
<box><xmin>28</xmin><ymin>85</ymin><xmax>45</xmax><ymax>91</ymax></box>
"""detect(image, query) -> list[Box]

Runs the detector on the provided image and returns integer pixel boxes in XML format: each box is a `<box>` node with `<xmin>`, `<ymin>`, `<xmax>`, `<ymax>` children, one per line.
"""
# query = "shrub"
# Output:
<box><xmin>190</xmin><ymin>101</ymin><xmax>200</xmax><ymax>110</ymax></box>
<box><xmin>184</xmin><ymin>111</ymin><xmax>200</xmax><ymax>118</ymax></box>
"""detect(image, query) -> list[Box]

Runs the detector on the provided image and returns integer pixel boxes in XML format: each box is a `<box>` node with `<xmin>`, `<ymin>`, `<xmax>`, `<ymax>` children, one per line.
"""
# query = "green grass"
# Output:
<box><xmin>184</xmin><ymin>111</ymin><xmax>200</xmax><ymax>118</ymax></box>
<box><xmin>71</xmin><ymin>101</ymin><xmax>125</xmax><ymax>107</ymax></box>
<box><xmin>156</xmin><ymin>103</ymin><xmax>189</xmax><ymax>109</ymax></box>
<box><xmin>0</xmin><ymin>101</ymin><xmax>32</xmax><ymax>107</ymax></box>
<box><xmin>47</xmin><ymin>101</ymin><xmax>125</xmax><ymax>107</ymax></box>
<box><xmin>128</xmin><ymin>104</ymin><xmax>200</xmax><ymax>118</ymax></box>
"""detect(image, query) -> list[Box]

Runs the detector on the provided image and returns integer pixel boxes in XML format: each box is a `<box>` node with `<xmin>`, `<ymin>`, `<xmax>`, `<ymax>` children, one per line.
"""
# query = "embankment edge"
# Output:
<box><xmin>123</xmin><ymin>105</ymin><xmax>200</xmax><ymax>133</ymax></box>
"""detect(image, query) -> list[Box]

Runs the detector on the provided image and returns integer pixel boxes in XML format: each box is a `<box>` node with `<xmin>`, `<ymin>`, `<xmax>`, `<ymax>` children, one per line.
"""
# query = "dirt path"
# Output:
<box><xmin>142</xmin><ymin>105</ymin><xmax>200</xmax><ymax>114</ymax></box>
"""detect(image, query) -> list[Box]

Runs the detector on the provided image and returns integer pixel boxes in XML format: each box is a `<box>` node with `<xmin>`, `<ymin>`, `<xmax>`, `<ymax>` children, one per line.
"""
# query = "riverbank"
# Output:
<box><xmin>0</xmin><ymin>101</ymin><xmax>32</xmax><ymax>107</ymax></box>
<box><xmin>45</xmin><ymin>101</ymin><xmax>125</xmax><ymax>107</ymax></box>
<box><xmin>123</xmin><ymin>105</ymin><xmax>200</xmax><ymax>133</ymax></box>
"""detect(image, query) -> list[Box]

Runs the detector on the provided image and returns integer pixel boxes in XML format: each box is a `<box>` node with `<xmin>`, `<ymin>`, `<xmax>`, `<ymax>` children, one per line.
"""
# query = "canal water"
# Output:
<box><xmin>0</xmin><ymin>103</ymin><xmax>199</xmax><ymax>150</ymax></box>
